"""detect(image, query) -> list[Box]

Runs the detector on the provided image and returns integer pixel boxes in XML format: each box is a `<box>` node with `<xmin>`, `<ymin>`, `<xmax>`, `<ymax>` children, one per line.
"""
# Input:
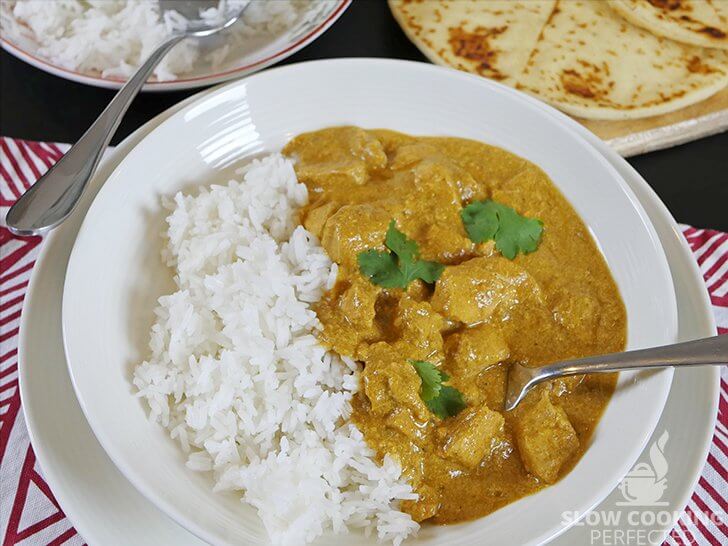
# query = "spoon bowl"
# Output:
<box><xmin>505</xmin><ymin>334</ymin><xmax>728</xmax><ymax>411</ymax></box>
<box><xmin>160</xmin><ymin>0</ymin><xmax>248</xmax><ymax>36</ymax></box>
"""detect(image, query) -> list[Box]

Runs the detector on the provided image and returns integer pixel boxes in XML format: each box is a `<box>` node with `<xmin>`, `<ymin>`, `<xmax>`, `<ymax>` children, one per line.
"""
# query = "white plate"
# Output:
<box><xmin>18</xmin><ymin>62</ymin><xmax>718</xmax><ymax>546</ymax></box>
<box><xmin>60</xmin><ymin>60</ymin><xmax>677</xmax><ymax>546</ymax></box>
<box><xmin>0</xmin><ymin>1</ymin><xmax>350</xmax><ymax>91</ymax></box>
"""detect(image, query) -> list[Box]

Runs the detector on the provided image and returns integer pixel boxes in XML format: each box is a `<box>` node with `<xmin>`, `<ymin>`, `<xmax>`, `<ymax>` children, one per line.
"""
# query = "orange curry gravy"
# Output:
<box><xmin>283</xmin><ymin>127</ymin><xmax>626</xmax><ymax>524</ymax></box>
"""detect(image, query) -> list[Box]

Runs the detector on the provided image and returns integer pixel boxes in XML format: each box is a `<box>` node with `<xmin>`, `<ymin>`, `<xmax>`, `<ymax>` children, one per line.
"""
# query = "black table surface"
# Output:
<box><xmin>2</xmin><ymin>1</ymin><xmax>726</xmax><ymax>230</ymax></box>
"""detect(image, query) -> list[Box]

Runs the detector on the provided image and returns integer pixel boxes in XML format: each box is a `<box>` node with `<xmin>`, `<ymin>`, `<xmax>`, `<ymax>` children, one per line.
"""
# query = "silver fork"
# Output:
<box><xmin>505</xmin><ymin>335</ymin><xmax>728</xmax><ymax>411</ymax></box>
<box><xmin>6</xmin><ymin>0</ymin><xmax>249</xmax><ymax>236</ymax></box>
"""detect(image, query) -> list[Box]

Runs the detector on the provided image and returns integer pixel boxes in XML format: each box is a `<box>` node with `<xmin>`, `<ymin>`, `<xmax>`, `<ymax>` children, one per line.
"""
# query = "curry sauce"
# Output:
<box><xmin>283</xmin><ymin>127</ymin><xmax>626</xmax><ymax>524</ymax></box>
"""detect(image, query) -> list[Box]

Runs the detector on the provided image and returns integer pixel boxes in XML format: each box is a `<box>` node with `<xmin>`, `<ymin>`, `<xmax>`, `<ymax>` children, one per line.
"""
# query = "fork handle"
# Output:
<box><xmin>6</xmin><ymin>34</ymin><xmax>185</xmax><ymax>236</ymax></box>
<box><xmin>537</xmin><ymin>335</ymin><xmax>728</xmax><ymax>381</ymax></box>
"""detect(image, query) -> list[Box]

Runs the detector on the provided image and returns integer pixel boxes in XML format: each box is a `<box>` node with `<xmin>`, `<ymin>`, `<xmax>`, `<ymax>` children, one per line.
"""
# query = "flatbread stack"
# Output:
<box><xmin>609</xmin><ymin>0</ymin><xmax>728</xmax><ymax>50</ymax></box>
<box><xmin>389</xmin><ymin>0</ymin><xmax>728</xmax><ymax>120</ymax></box>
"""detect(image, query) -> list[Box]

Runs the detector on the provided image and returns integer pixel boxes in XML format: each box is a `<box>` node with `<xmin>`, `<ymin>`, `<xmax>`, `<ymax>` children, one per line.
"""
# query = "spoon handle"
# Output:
<box><xmin>539</xmin><ymin>334</ymin><xmax>728</xmax><ymax>379</ymax></box>
<box><xmin>6</xmin><ymin>34</ymin><xmax>185</xmax><ymax>236</ymax></box>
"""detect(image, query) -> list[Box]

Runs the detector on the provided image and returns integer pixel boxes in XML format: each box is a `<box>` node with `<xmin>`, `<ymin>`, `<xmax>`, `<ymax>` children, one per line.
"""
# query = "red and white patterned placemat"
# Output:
<box><xmin>0</xmin><ymin>137</ymin><xmax>726</xmax><ymax>545</ymax></box>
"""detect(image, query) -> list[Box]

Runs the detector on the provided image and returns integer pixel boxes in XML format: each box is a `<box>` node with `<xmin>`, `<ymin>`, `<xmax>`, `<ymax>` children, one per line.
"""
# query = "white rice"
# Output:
<box><xmin>1</xmin><ymin>0</ymin><xmax>303</xmax><ymax>81</ymax></box>
<box><xmin>132</xmin><ymin>154</ymin><xmax>419</xmax><ymax>545</ymax></box>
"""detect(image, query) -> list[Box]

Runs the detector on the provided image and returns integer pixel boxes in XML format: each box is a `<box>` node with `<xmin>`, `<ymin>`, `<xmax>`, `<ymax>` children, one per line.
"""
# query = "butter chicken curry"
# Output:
<box><xmin>283</xmin><ymin>127</ymin><xmax>626</xmax><ymax>525</ymax></box>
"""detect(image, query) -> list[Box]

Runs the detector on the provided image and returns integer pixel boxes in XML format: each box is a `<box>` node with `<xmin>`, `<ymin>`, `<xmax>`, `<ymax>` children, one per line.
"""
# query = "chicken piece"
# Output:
<box><xmin>295</xmin><ymin>160</ymin><xmax>368</xmax><ymax>187</ymax></box>
<box><xmin>444</xmin><ymin>325</ymin><xmax>510</xmax><ymax>380</ymax></box>
<box><xmin>419</xmin><ymin>221</ymin><xmax>476</xmax><ymax>264</ymax></box>
<box><xmin>405</xmin><ymin>279</ymin><xmax>431</xmax><ymax>302</ymax></box>
<box><xmin>338</xmin><ymin>276</ymin><xmax>380</xmax><ymax>334</ymax></box>
<box><xmin>398</xmin><ymin>159</ymin><xmax>475</xmax><ymax>263</ymax></box>
<box><xmin>431</xmin><ymin>256</ymin><xmax>543</xmax><ymax>325</ymax></box>
<box><xmin>343</xmin><ymin>125</ymin><xmax>388</xmax><ymax>172</ymax></box>
<box><xmin>386</xmin><ymin>407</ymin><xmax>428</xmax><ymax>444</ymax></box>
<box><xmin>437</xmin><ymin>403</ymin><xmax>504</xmax><ymax>469</ymax></box>
<box><xmin>314</xmin><ymin>274</ymin><xmax>383</xmax><ymax>357</ymax></box>
<box><xmin>286</xmin><ymin>126</ymin><xmax>387</xmax><ymax>187</ymax></box>
<box><xmin>390</xmin><ymin>143</ymin><xmax>481</xmax><ymax>202</ymax></box>
<box><xmin>389</xmin><ymin>142</ymin><xmax>439</xmax><ymax>169</ymax></box>
<box><xmin>393</xmin><ymin>296</ymin><xmax>445</xmax><ymax>363</ymax></box>
<box><xmin>513</xmin><ymin>390</ymin><xmax>579</xmax><ymax>483</ymax></box>
<box><xmin>302</xmin><ymin>201</ymin><xmax>338</xmax><ymax>239</ymax></box>
<box><xmin>360</xmin><ymin>343</ymin><xmax>431</xmax><ymax>421</ymax></box>
<box><xmin>411</xmin><ymin>160</ymin><xmax>465</xmax><ymax>207</ymax></box>
<box><xmin>321</xmin><ymin>203</ymin><xmax>391</xmax><ymax>268</ymax></box>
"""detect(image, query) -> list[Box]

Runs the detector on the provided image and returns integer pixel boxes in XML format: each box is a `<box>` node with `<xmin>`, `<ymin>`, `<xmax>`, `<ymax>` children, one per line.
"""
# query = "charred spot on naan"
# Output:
<box><xmin>648</xmin><ymin>0</ymin><xmax>686</xmax><ymax>11</ymax></box>
<box><xmin>687</xmin><ymin>55</ymin><xmax>721</xmax><ymax>74</ymax></box>
<box><xmin>448</xmin><ymin>25</ymin><xmax>508</xmax><ymax>80</ymax></box>
<box><xmin>559</xmin><ymin>61</ymin><xmax>615</xmax><ymax>101</ymax></box>
<box><xmin>698</xmin><ymin>26</ymin><xmax>726</xmax><ymax>39</ymax></box>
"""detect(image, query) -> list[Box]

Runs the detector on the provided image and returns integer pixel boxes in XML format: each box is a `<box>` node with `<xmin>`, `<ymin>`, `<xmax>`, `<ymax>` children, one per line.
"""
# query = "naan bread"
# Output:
<box><xmin>389</xmin><ymin>0</ymin><xmax>728</xmax><ymax>120</ymax></box>
<box><xmin>608</xmin><ymin>0</ymin><xmax>728</xmax><ymax>50</ymax></box>
<box><xmin>388</xmin><ymin>0</ymin><xmax>556</xmax><ymax>85</ymax></box>
<box><xmin>517</xmin><ymin>0</ymin><xmax>728</xmax><ymax>119</ymax></box>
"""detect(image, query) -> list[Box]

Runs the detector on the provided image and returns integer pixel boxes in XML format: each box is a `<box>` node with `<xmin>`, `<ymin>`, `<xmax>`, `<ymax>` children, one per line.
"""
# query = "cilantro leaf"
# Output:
<box><xmin>357</xmin><ymin>250</ymin><xmax>405</xmax><ymax>288</ymax></box>
<box><xmin>461</xmin><ymin>201</ymin><xmax>500</xmax><ymax>242</ymax></box>
<box><xmin>425</xmin><ymin>386</ymin><xmax>466</xmax><ymax>420</ymax></box>
<box><xmin>411</xmin><ymin>360</ymin><xmax>446</xmax><ymax>400</ymax></box>
<box><xmin>358</xmin><ymin>221</ymin><xmax>445</xmax><ymax>288</ymax></box>
<box><xmin>411</xmin><ymin>360</ymin><xmax>466</xmax><ymax>419</ymax></box>
<box><xmin>385</xmin><ymin>220</ymin><xmax>419</xmax><ymax>263</ymax></box>
<box><xmin>494</xmin><ymin>206</ymin><xmax>543</xmax><ymax>259</ymax></box>
<box><xmin>461</xmin><ymin>200</ymin><xmax>543</xmax><ymax>260</ymax></box>
<box><xmin>400</xmin><ymin>258</ymin><xmax>445</xmax><ymax>285</ymax></box>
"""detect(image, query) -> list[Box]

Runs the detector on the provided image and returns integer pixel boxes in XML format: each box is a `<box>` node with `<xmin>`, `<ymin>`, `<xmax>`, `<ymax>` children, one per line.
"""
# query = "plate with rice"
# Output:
<box><xmin>0</xmin><ymin>0</ymin><xmax>350</xmax><ymax>91</ymax></box>
<box><xmin>61</xmin><ymin>59</ymin><xmax>677</xmax><ymax>545</ymax></box>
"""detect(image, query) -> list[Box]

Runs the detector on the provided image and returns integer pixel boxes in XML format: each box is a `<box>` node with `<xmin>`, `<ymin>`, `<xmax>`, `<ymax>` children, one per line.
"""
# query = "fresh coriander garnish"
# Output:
<box><xmin>358</xmin><ymin>220</ymin><xmax>445</xmax><ymax>289</ymax></box>
<box><xmin>461</xmin><ymin>200</ymin><xmax>543</xmax><ymax>259</ymax></box>
<box><xmin>411</xmin><ymin>360</ymin><xmax>466</xmax><ymax>419</ymax></box>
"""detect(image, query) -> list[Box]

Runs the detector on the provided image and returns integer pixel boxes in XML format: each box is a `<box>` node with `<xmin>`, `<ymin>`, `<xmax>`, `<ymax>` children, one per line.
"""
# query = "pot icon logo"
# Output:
<box><xmin>617</xmin><ymin>430</ymin><xmax>669</xmax><ymax>506</ymax></box>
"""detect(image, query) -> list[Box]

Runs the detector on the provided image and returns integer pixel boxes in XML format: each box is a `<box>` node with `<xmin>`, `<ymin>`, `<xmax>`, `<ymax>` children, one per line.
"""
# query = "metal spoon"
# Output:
<box><xmin>505</xmin><ymin>334</ymin><xmax>728</xmax><ymax>411</ymax></box>
<box><xmin>5</xmin><ymin>0</ymin><xmax>249</xmax><ymax>236</ymax></box>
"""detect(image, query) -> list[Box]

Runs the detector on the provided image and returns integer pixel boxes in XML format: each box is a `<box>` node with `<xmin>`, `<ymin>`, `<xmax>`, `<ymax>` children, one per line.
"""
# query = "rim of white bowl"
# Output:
<box><xmin>18</xmin><ymin>67</ymin><xmax>716</xmax><ymax>546</ymax></box>
<box><xmin>61</xmin><ymin>58</ymin><xmax>679</xmax><ymax>546</ymax></box>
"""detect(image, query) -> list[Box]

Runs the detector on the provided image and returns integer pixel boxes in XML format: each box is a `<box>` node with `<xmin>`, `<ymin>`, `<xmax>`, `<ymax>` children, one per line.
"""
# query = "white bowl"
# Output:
<box><xmin>62</xmin><ymin>59</ymin><xmax>678</xmax><ymax>546</ymax></box>
<box><xmin>0</xmin><ymin>1</ymin><xmax>350</xmax><ymax>91</ymax></box>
